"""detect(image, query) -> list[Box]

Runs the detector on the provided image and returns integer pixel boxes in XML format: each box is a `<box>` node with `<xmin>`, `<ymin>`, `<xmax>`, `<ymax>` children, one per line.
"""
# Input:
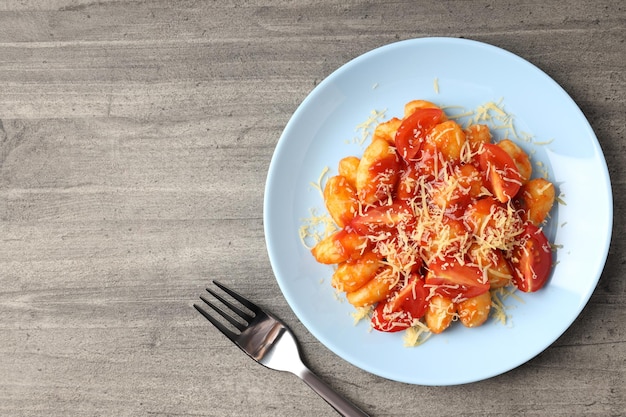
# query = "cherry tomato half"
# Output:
<box><xmin>426</xmin><ymin>257</ymin><xmax>490</xmax><ymax>300</ymax></box>
<box><xmin>395</xmin><ymin>108</ymin><xmax>444</xmax><ymax>162</ymax></box>
<box><xmin>349</xmin><ymin>201</ymin><xmax>414</xmax><ymax>236</ymax></box>
<box><xmin>479</xmin><ymin>143</ymin><xmax>522</xmax><ymax>203</ymax></box>
<box><xmin>371</xmin><ymin>276</ymin><xmax>428</xmax><ymax>332</ymax></box>
<box><xmin>510</xmin><ymin>223</ymin><xmax>552</xmax><ymax>292</ymax></box>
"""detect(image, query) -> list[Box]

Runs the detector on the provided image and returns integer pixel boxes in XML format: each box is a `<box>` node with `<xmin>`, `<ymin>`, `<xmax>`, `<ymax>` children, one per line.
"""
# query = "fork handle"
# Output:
<box><xmin>298</xmin><ymin>366</ymin><xmax>370</xmax><ymax>417</ymax></box>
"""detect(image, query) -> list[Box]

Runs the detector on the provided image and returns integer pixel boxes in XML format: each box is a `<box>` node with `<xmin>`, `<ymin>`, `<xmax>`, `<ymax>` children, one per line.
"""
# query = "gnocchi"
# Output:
<box><xmin>309</xmin><ymin>99</ymin><xmax>557</xmax><ymax>344</ymax></box>
<box><xmin>323</xmin><ymin>175</ymin><xmax>358</xmax><ymax>228</ymax></box>
<box><xmin>356</xmin><ymin>138</ymin><xmax>401</xmax><ymax>205</ymax></box>
<box><xmin>338</xmin><ymin>156</ymin><xmax>360</xmax><ymax>188</ymax></box>
<box><xmin>332</xmin><ymin>251</ymin><xmax>381</xmax><ymax>292</ymax></box>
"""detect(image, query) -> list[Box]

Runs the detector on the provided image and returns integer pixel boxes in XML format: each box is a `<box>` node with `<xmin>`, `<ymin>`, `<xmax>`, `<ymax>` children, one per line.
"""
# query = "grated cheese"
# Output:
<box><xmin>354</xmin><ymin>109</ymin><xmax>387</xmax><ymax>146</ymax></box>
<box><xmin>490</xmin><ymin>285</ymin><xmax>524</xmax><ymax>327</ymax></box>
<box><xmin>490</xmin><ymin>288</ymin><xmax>510</xmax><ymax>326</ymax></box>
<box><xmin>403</xmin><ymin>321</ymin><xmax>433</xmax><ymax>347</ymax></box>
<box><xmin>309</xmin><ymin>166</ymin><xmax>330</xmax><ymax>198</ymax></box>
<box><xmin>298</xmin><ymin>208</ymin><xmax>338</xmax><ymax>249</ymax></box>
<box><xmin>470</xmin><ymin>99</ymin><xmax>521</xmax><ymax>140</ymax></box>
<box><xmin>304</xmin><ymin>97</ymin><xmax>560</xmax><ymax>347</ymax></box>
<box><xmin>351</xmin><ymin>306</ymin><xmax>373</xmax><ymax>324</ymax></box>
<box><xmin>532</xmin><ymin>138</ymin><xmax>555</xmax><ymax>146</ymax></box>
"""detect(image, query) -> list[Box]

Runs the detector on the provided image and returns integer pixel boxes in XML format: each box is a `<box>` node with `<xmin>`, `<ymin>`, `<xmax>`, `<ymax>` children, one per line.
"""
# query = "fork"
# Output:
<box><xmin>193</xmin><ymin>280</ymin><xmax>370</xmax><ymax>417</ymax></box>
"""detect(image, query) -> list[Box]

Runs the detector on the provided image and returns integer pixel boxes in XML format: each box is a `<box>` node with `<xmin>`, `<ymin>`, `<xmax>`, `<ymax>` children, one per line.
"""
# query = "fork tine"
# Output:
<box><xmin>193</xmin><ymin>303</ymin><xmax>238</xmax><ymax>340</ymax></box>
<box><xmin>198</xmin><ymin>295</ymin><xmax>247</xmax><ymax>332</ymax></box>
<box><xmin>206</xmin><ymin>287</ymin><xmax>254</xmax><ymax>323</ymax></box>
<box><xmin>213</xmin><ymin>280</ymin><xmax>261</xmax><ymax>314</ymax></box>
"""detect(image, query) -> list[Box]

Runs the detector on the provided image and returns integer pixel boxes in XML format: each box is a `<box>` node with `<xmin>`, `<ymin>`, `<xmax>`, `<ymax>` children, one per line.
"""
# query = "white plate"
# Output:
<box><xmin>263</xmin><ymin>37</ymin><xmax>612</xmax><ymax>385</ymax></box>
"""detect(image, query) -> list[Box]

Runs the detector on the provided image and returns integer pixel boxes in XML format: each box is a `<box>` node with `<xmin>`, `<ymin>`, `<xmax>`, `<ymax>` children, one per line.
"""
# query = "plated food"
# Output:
<box><xmin>308</xmin><ymin>99</ymin><xmax>556</xmax><ymax>342</ymax></box>
<box><xmin>264</xmin><ymin>38</ymin><xmax>612</xmax><ymax>384</ymax></box>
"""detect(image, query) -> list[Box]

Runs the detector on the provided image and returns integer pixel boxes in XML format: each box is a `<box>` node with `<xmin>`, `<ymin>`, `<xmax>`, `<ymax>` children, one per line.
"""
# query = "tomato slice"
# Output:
<box><xmin>479</xmin><ymin>143</ymin><xmax>522</xmax><ymax>203</ymax></box>
<box><xmin>426</xmin><ymin>257</ymin><xmax>490</xmax><ymax>300</ymax></box>
<box><xmin>388</xmin><ymin>276</ymin><xmax>428</xmax><ymax>317</ymax></box>
<box><xmin>464</xmin><ymin>197</ymin><xmax>505</xmax><ymax>234</ymax></box>
<box><xmin>395</xmin><ymin>108</ymin><xmax>444</xmax><ymax>162</ymax></box>
<box><xmin>510</xmin><ymin>223</ymin><xmax>552</xmax><ymax>292</ymax></box>
<box><xmin>371</xmin><ymin>276</ymin><xmax>428</xmax><ymax>332</ymax></box>
<box><xmin>396</xmin><ymin>163</ymin><xmax>420</xmax><ymax>201</ymax></box>
<box><xmin>349</xmin><ymin>201</ymin><xmax>414</xmax><ymax>236</ymax></box>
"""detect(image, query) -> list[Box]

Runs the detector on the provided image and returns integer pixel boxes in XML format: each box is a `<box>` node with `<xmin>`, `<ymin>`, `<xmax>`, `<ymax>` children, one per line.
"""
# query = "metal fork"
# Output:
<box><xmin>193</xmin><ymin>280</ymin><xmax>370</xmax><ymax>417</ymax></box>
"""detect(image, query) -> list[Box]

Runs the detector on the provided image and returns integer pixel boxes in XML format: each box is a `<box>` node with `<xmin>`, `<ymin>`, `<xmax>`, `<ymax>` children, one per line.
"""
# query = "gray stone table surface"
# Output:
<box><xmin>0</xmin><ymin>1</ymin><xmax>624</xmax><ymax>416</ymax></box>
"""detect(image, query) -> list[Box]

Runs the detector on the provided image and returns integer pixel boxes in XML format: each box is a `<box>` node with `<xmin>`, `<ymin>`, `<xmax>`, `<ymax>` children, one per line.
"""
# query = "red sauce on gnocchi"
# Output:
<box><xmin>310</xmin><ymin>99</ymin><xmax>556</xmax><ymax>339</ymax></box>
